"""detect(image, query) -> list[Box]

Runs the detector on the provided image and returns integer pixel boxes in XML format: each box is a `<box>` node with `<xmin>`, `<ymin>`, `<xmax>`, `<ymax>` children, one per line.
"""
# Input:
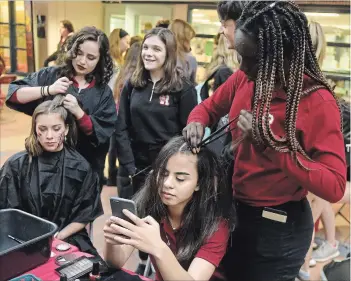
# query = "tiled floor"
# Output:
<box><xmin>0</xmin><ymin>105</ymin><xmax>349</xmax><ymax>280</ymax></box>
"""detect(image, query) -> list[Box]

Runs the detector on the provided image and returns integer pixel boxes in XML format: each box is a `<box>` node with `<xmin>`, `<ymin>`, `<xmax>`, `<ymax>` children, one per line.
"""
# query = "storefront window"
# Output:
<box><xmin>190</xmin><ymin>9</ymin><xmax>220</xmax><ymax>35</ymax></box>
<box><xmin>15</xmin><ymin>1</ymin><xmax>26</xmax><ymax>24</ymax></box>
<box><xmin>189</xmin><ymin>5</ymin><xmax>350</xmax><ymax>94</ymax></box>
<box><xmin>306</xmin><ymin>12</ymin><xmax>350</xmax><ymax>73</ymax></box>
<box><xmin>0</xmin><ymin>0</ymin><xmax>34</xmax><ymax>74</ymax></box>
<box><xmin>305</xmin><ymin>12</ymin><xmax>350</xmax><ymax>96</ymax></box>
<box><xmin>189</xmin><ymin>8</ymin><xmax>221</xmax><ymax>82</ymax></box>
<box><xmin>110</xmin><ymin>15</ymin><xmax>125</xmax><ymax>33</ymax></box>
<box><xmin>135</xmin><ymin>15</ymin><xmax>161</xmax><ymax>36</ymax></box>
<box><xmin>0</xmin><ymin>1</ymin><xmax>10</xmax><ymax>72</ymax></box>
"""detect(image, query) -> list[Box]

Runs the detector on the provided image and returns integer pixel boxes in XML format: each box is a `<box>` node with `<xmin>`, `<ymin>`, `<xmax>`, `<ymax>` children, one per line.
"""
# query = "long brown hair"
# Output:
<box><xmin>169</xmin><ymin>19</ymin><xmax>195</xmax><ymax>54</ymax></box>
<box><xmin>205</xmin><ymin>34</ymin><xmax>238</xmax><ymax>79</ymax></box>
<box><xmin>61</xmin><ymin>20</ymin><xmax>74</xmax><ymax>34</ymax></box>
<box><xmin>308</xmin><ymin>21</ymin><xmax>326</xmax><ymax>66</ymax></box>
<box><xmin>114</xmin><ymin>42</ymin><xmax>141</xmax><ymax>102</ymax></box>
<box><xmin>131</xmin><ymin>27</ymin><xmax>184</xmax><ymax>93</ymax></box>
<box><xmin>25</xmin><ymin>95</ymin><xmax>77</xmax><ymax>157</ymax></box>
<box><xmin>109</xmin><ymin>28</ymin><xmax>126</xmax><ymax>66</ymax></box>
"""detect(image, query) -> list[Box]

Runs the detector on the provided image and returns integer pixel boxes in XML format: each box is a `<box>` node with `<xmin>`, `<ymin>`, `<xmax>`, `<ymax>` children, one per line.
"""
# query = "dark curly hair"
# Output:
<box><xmin>58</xmin><ymin>26</ymin><xmax>113</xmax><ymax>86</ymax></box>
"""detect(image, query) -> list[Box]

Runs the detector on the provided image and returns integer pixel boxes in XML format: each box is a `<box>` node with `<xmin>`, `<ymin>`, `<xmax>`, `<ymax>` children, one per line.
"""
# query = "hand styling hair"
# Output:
<box><xmin>59</xmin><ymin>26</ymin><xmax>114</xmax><ymax>86</ymax></box>
<box><xmin>236</xmin><ymin>1</ymin><xmax>342</xmax><ymax>165</ymax></box>
<box><xmin>25</xmin><ymin>95</ymin><xmax>78</xmax><ymax>157</ymax></box>
<box><xmin>133</xmin><ymin>136</ymin><xmax>235</xmax><ymax>266</ymax></box>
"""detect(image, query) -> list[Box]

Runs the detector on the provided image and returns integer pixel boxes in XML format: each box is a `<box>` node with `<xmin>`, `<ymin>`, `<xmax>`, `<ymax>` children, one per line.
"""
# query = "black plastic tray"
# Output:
<box><xmin>0</xmin><ymin>209</ymin><xmax>58</xmax><ymax>281</ymax></box>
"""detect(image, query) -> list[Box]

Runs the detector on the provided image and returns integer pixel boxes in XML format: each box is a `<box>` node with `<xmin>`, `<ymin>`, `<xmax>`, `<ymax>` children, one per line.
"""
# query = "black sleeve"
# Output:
<box><xmin>213</xmin><ymin>67</ymin><xmax>233</xmax><ymax>92</ymax></box>
<box><xmin>115</xmin><ymin>81</ymin><xmax>136</xmax><ymax>175</ymax></box>
<box><xmin>88</xmin><ymin>85</ymin><xmax>117</xmax><ymax>147</ymax></box>
<box><xmin>179</xmin><ymin>84</ymin><xmax>198</xmax><ymax>127</ymax></box>
<box><xmin>68</xmin><ymin>167</ymin><xmax>103</xmax><ymax>224</ymax></box>
<box><xmin>6</xmin><ymin>66</ymin><xmax>59</xmax><ymax>116</ymax></box>
<box><xmin>0</xmin><ymin>154</ymin><xmax>23</xmax><ymax>209</ymax></box>
<box><xmin>44</xmin><ymin>51</ymin><xmax>59</xmax><ymax>67</ymax></box>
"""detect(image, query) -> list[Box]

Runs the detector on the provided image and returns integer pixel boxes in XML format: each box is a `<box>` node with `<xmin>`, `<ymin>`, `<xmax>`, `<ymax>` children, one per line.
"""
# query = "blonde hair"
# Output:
<box><xmin>206</xmin><ymin>34</ymin><xmax>238</xmax><ymax>79</ymax></box>
<box><xmin>169</xmin><ymin>19</ymin><xmax>196</xmax><ymax>61</ymax></box>
<box><xmin>109</xmin><ymin>28</ymin><xmax>125</xmax><ymax>66</ymax></box>
<box><xmin>308</xmin><ymin>21</ymin><xmax>326</xmax><ymax>66</ymax></box>
<box><xmin>114</xmin><ymin>42</ymin><xmax>141</xmax><ymax>102</ymax></box>
<box><xmin>25</xmin><ymin>95</ymin><xmax>77</xmax><ymax>157</ymax></box>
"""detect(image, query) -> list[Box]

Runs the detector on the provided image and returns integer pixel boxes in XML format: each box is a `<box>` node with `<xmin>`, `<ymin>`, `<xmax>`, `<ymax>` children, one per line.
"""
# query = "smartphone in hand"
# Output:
<box><xmin>110</xmin><ymin>197</ymin><xmax>137</xmax><ymax>224</ymax></box>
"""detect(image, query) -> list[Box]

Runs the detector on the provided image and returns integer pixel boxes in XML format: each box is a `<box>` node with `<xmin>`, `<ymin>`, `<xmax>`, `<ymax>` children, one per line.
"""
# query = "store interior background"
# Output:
<box><xmin>0</xmin><ymin>0</ymin><xmax>350</xmax><ymax>96</ymax></box>
<box><xmin>0</xmin><ymin>2</ymin><xmax>350</xmax><ymax>279</ymax></box>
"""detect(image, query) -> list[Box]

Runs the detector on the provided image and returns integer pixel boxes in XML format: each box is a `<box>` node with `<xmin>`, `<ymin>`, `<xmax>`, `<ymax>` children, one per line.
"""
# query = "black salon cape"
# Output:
<box><xmin>6</xmin><ymin>66</ymin><xmax>117</xmax><ymax>181</ymax></box>
<box><xmin>0</xmin><ymin>147</ymin><xmax>103</xmax><ymax>254</ymax></box>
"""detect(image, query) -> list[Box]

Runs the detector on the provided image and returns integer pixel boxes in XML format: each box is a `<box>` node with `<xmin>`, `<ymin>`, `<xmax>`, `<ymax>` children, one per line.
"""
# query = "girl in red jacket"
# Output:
<box><xmin>183</xmin><ymin>2</ymin><xmax>346</xmax><ymax>281</ymax></box>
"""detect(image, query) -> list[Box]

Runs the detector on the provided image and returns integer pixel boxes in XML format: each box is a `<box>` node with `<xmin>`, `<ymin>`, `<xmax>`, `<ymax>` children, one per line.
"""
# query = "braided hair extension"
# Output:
<box><xmin>236</xmin><ymin>1</ymin><xmax>343</xmax><ymax>167</ymax></box>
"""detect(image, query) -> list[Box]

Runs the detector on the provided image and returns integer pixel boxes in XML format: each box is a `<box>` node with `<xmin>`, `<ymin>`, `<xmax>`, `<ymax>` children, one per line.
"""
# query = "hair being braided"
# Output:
<box><xmin>237</xmin><ymin>1</ymin><xmax>342</xmax><ymax>167</ymax></box>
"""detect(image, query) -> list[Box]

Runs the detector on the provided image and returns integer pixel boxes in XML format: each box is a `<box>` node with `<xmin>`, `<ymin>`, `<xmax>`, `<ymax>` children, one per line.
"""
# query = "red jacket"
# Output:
<box><xmin>188</xmin><ymin>70</ymin><xmax>346</xmax><ymax>206</ymax></box>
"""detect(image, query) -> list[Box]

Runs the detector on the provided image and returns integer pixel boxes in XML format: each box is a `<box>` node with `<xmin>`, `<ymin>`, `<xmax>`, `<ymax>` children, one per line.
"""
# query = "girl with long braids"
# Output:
<box><xmin>183</xmin><ymin>1</ymin><xmax>346</xmax><ymax>281</ymax></box>
<box><xmin>6</xmin><ymin>26</ymin><xmax>117</xmax><ymax>186</ymax></box>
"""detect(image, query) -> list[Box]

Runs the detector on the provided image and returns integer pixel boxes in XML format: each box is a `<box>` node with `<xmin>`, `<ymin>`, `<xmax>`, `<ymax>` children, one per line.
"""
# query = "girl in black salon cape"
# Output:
<box><xmin>6</xmin><ymin>26</ymin><xmax>117</xmax><ymax>186</ymax></box>
<box><xmin>0</xmin><ymin>95</ymin><xmax>102</xmax><ymax>255</ymax></box>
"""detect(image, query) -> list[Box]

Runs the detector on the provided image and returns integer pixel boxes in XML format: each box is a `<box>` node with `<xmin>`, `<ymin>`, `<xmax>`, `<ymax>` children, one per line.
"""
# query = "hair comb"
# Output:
<box><xmin>196</xmin><ymin>115</ymin><xmax>240</xmax><ymax>148</ymax></box>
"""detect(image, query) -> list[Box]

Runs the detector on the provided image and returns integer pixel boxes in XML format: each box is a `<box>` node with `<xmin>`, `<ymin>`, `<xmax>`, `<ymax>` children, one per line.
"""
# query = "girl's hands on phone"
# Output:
<box><xmin>104</xmin><ymin>216</ymin><xmax>127</xmax><ymax>246</ymax></box>
<box><xmin>103</xmin><ymin>210</ymin><xmax>166</xmax><ymax>256</ymax></box>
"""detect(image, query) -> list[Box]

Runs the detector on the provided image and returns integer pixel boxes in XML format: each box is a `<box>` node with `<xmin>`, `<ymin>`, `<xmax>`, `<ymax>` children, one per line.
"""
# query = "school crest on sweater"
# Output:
<box><xmin>159</xmin><ymin>95</ymin><xmax>170</xmax><ymax>106</ymax></box>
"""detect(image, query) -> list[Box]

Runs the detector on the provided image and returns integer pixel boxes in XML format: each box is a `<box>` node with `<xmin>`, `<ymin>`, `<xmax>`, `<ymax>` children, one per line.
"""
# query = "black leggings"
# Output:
<box><xmin>222</xmin><ymin>198</ymin><xmax>313</xmax><ymax>281</ymax></box>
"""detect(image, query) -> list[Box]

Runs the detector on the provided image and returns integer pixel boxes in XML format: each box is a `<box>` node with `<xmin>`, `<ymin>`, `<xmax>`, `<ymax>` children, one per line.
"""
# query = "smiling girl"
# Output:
<box><xmin>6</xmin><ymin>26</ymin><xmax>117</xmax><ymax>185</ymax></box>
<box><xmin>104</xmin><ymin>136</ymin><xmax>235</xmax><ymax>281</ymax></box>
<box><xmin>115</xmin><ymin>27</ymin><xmax>197</xmax><ymax>196</ymax></box>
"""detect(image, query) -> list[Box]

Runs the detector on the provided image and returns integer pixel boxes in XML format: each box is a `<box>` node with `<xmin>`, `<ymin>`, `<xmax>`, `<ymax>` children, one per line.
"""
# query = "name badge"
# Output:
<box><xmin>262</xmin><ymin>207</ymin><xmax>287</xmax><ymax>223</ymax></box>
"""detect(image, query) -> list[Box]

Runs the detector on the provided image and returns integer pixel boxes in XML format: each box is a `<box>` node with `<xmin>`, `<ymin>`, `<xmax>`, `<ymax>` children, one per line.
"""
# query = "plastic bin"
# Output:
<box><xmin>10</xmin><ymin>274</ymin><xmax>42</xmax><ymax>281</ymax></box>
<box><xmin>0</xmin><ymin>209</ymin><xmax>58</xmax><ymax>281</ymax></box>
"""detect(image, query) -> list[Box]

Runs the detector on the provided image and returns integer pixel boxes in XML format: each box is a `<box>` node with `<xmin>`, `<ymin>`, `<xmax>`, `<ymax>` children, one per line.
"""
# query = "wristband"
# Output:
<box><xmin>40</xmin><ymin>86</ymin><xmax>45</xmax><ymax>98</ymax></box>
<box><xmin>47</xmin><ymin>85</ymin><xmax>52</xmax><ymax>96</ymax></box>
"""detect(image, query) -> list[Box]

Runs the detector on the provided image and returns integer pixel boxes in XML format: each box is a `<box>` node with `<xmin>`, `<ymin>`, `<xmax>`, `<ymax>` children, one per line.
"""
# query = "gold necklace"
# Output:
<box><xmin>167</xmin><ymin>216</ymin><xmax>177</xmax><ymax>230</ymax></box>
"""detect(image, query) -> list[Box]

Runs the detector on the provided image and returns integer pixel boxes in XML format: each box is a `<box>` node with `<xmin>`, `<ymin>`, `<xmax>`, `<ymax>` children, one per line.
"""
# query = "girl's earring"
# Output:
<box><xmin>64</xmin><ymin>136</ymin><xmax>67</xmax><ymax>142</ymax></box>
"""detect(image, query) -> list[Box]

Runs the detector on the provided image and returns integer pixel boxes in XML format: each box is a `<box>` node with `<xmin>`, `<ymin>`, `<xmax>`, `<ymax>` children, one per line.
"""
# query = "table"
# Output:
<box><xmin>23</xmin><ymin>239</ymin><xmax>152</xmax><ymax>281</ymax></box>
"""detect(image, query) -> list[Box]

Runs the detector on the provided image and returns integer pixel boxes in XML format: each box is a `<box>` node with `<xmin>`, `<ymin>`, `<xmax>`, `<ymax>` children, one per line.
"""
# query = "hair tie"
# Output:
<box><xmin>119</xmin><ymin>29</ymin><xmax>129</xmax><ymax>39</ymax></box>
